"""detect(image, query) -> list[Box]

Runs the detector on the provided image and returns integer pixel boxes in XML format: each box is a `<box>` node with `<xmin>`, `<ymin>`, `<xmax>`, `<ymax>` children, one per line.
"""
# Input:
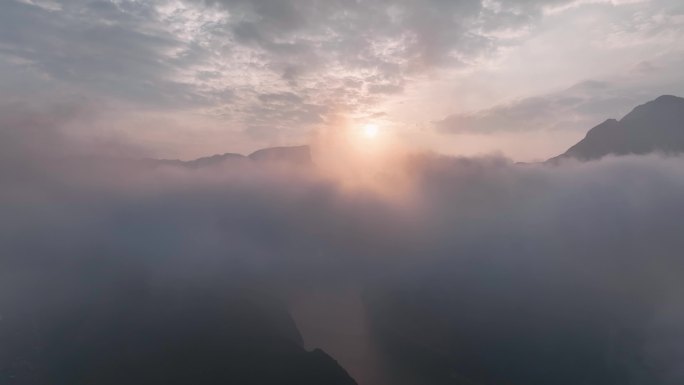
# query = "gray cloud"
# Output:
<box><xmin>435</xmin><ymin>80</ymin><xmax>631</xmax><ymax>133</ymax></box>
<box><xmin>2</xmin><ymin>0</ymin><xmax>681</xmax><ymax>154</ymax></box>
<box><xmin>0</xmin><ymin>0</ymin><xmax>207</xmax><ymax>107</ymax></box>
<box><xmin>0</xmin><ymin>0</ymin><xmax>591</xmax><ymax>146</ymax></box>
<box><xmin>436</xmin><ymin>62</ymin><xmax>684</xmax><ymax>135</ymax></box>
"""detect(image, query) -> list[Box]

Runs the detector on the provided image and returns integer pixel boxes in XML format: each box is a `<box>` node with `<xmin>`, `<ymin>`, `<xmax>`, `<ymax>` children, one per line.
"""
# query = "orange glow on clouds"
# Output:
<box><xmin>309</xmin><ymin>119</ymin><xmax>416</xmax><ymax>202</ymax></box>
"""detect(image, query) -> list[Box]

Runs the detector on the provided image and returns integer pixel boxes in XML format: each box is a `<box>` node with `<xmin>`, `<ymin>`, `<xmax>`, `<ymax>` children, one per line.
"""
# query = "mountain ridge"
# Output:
<box><xmin>549</xmin><ymin>94</ymin><xmax>684</xmax><ymax>162</ymax></box>
<box><xmin>155</xmin><ymin>145</ymin><xmax>312</xmax><ymax>168</ymax></box>
<box><xmin>154</xmin><ymin>95</ymin><xmax>684</xmax><ymax>167</ymax></box>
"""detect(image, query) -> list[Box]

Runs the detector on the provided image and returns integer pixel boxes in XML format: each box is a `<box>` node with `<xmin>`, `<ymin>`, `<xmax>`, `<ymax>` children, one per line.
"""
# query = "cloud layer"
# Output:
<box><xmin>2</xmin><ymin>117</ymin><xmax>684</xmax><ymax>383</ymax></box>
<box><xmin>1</xmin><ymin>0</ymin><xmax>682</xmax><ymax>159</ymax></box>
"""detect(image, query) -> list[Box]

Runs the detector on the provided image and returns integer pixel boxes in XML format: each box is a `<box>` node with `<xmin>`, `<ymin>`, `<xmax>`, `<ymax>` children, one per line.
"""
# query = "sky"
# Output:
<box><xmin>1</xmin><ymin>0</ymin><xmax>683</xmax><ymax>161</ymax></box>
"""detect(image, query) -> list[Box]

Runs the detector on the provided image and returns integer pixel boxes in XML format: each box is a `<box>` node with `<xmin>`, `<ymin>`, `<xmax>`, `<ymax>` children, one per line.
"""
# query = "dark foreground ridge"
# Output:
<box><xmin>549</xmin><ymin>95</ymin><xmax>684</xmax><ymax>162</ymax></box>
<box><xmin>1</xmin><ymin>279</ymin><xmax>357</xmax><ymax>385</ymax></box>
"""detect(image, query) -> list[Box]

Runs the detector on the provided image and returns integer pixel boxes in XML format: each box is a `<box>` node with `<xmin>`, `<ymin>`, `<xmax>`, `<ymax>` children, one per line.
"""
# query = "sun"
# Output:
<box><xmin>362</xmin><ymin>123</ymin><xmax>379</xmax><ymax>138</ymax></box>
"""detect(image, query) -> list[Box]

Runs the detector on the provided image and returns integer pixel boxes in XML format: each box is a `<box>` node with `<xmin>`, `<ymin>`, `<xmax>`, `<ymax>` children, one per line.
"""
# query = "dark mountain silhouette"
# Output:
<box><xmin>154</xmin><ymin>145</ymin><xmax>312</xmax><ymax>168</ymax></box>
<box><xmin>1</xmin><ymin>274</ymin><xmax>356</xmax><ymax>385</ymax></box>
<box><xmin>249</xmin><ymin>145</ymin><xmax>311</xmax><ymax>165</ymax></box>
<box><xmin>550</xmin><ymin>95</ymin><xmax>684</xmax><ymax>162</ymax></box>
<box><xmin>159</xmin><ymin>152</ymin><xmax>248</xmax><ymax>168</ymax></box>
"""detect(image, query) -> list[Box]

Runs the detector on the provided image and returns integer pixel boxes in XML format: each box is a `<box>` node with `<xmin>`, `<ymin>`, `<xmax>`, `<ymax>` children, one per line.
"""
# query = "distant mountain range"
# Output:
<box><xmin>549</xmin><ymin>95</ymin><xmax>684</xmax><ymax>162</ymax></box>
<box><xmin>153</xmin><ymin>95</ymin><xmax>683</xmax><ymax>168</ymax></box>
<box><xmin>156</xmin><ymin>145</ymin><xmax>312</xmax><ymax>168</ymax></box>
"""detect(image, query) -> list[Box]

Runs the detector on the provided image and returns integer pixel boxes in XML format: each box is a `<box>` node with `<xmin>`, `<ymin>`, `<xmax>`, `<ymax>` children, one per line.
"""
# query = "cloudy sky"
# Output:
<box><xmin>1</xmin><ymin>0</ymin><xmax>683</xmax><ymax>161</ymax></box>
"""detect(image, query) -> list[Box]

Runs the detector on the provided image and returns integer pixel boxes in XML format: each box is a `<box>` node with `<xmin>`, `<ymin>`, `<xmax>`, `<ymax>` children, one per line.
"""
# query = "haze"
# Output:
<box><xmin>2</xmin><ymin>1</ymin><xmax>684</xmax><ymax>385</ymax></box>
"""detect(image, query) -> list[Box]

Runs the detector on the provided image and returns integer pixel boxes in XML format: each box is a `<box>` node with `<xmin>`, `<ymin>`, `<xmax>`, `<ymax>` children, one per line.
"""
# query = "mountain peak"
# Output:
<box><xmin>654</xmin><ymin>94</ymin><xmax>684</xmax><ymax>103</ymax></box>
<box><xmin>248</xmin><ymin>145</ymin><xmax>311</xmax><ymax>165</ymax></box>
<box><xmin>550</xmin><ymin>95</ymin><xmax>684</xmax><ymax>162</ymax></box>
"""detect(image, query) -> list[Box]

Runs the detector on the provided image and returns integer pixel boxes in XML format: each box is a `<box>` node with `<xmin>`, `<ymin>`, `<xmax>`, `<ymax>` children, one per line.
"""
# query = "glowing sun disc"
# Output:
<box><xmin>363</xmin><ymin>124</ymin><xmax>379</xmax><ymax>138</ymax></box>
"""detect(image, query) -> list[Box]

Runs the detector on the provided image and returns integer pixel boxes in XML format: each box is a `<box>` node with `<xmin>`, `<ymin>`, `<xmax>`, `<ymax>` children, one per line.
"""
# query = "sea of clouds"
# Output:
<box><xmin>2</xmin><ymin>110</ymin><xmax>684</xmax><ymax>384</ymax></box>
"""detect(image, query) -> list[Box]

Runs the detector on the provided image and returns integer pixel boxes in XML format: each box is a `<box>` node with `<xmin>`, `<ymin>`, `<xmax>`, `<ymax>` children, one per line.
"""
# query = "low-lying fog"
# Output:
<box><xmin>2</xmin><ymin>123</ymin><xmax>684</xmax><ymax>385</ymax></box>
